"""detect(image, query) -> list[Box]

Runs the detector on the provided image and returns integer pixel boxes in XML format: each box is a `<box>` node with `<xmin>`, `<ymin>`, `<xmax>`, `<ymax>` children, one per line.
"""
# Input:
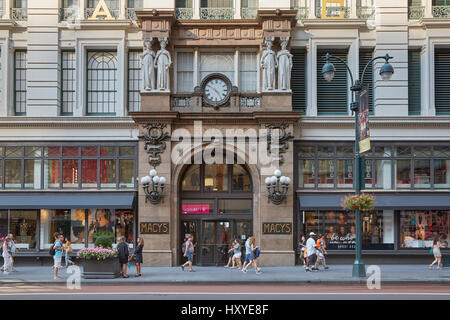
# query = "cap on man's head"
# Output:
<box><xmin>309</xmin><ymin>232</ymin><xmax>316</xmax><ymax>236</ymax></box>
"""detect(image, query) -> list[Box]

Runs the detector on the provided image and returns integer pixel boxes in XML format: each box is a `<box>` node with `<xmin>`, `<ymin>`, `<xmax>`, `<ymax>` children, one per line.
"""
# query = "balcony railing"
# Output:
<box><xmin>357</xmin><ymin>6</ymin><xmax>375</xmax><ymax>19</ymax></box>
<box><xmin>85</xmin><ymin>7</ymin><xmax>119</xmax><ymax>19</ymax></box>
<box><xmin>175</xmin><ymin>7</ymin><xmax>193</xmax><ymax>20</ymax></box>
<box><xmin>408</xmin><ymin>6</ymin><xmax>424</xmax><ymax>20</ymax></box>
<box><xmin>241</xmin><ymin>7</ymin><xmax>258</xmax><ymax>19</ymax></box>
<box><xmin>433</xmin><ymin>5</ymin><xmax>450</xmax><ymax>18</ymax></box>
<box><xmin>11</xmin><ymin>8</ymin><xmax>27</xmax><ymax>21</ymax></box>
<box><xmin>126</xmin><ymin>8</ymin><xmax>143</xmax><ymax>20</ymax></box>
<box><xmin>293</xmin><ymin>7</ymin><xmax>308</xmax><ymax>19</ymax></box>
<box><xmin>200</xmin><ymin>7</ymin><xmax>234</xmax><ymax>19</ymax></box>
<box><xmin>315</xmin><ymin>6</ymin><xmax>350</xmax><ymax>18</ymax></box>
<box><xmin>60</xmin><ymin>8</ymin><xmax>78</xmax><ymax>21</ymax></box>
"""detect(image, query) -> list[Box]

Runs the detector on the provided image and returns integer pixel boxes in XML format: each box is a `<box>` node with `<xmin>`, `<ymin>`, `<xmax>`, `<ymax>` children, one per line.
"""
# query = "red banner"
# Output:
<box><xmin>182</xmin><ymin>204</ymin><xmax>210</xmax><ymax>214</ymax></box>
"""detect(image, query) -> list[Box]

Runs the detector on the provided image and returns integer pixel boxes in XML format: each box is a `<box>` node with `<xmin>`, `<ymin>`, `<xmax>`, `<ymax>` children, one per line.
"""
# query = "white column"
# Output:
<box><xmin>235</xmin><ymin>0</ymin><xmax>241</xmax><ymax>19</ymax></box>
<box><xmin>3</xmin><ymin>0</ymin><xmax>11</xmax><ymax>19</ymax></box>
<box><xmin>193</xmin><ymin>48</ymin><xmax>199</xmax><ymax>86</ymax></box>
<box><xmin>350</xmin><ymin>0</ymin><xmax>358</xmax><ymax>18</ymax></box>
<box><xmin>79</xmin><ymin>0</ymin><xmax>85</xmax><ymax>20</ymax></box>
<box><xmin>120</xmin><ymin>0</ymin><xmax>126</xmax><ymax>19</ymax></box>
<box><xmin>234</xmin><ymin>49</ymin><xmax>239</xmax><ymax>87</ymax></box>
<box><xmin>117</xmin><ymin>40</ymin><xmax>126</xmax><ymax>117</ymax></box>
<box><xmin>307</xmin><ymin>0</ymin><xmax>316</xmax><ymax>19</ymax></box>
<box><xmin>424</xmin><ymin>0</ymin><xmax>432</xmax><ymax>18</ymax></box>
<box><xmin>308</xmin><ymin>40</ymin><xmax>317</xmax><ymax>116</ymax></box>
<box><xmin>193</xmin><ymin>0</ymin><xmax>200</xmax><ymax>19</ymax></box>
<box><xmin>0</xmin><ymin>41</ymin><xmax>9</xmax><ymax>116</ymax></box>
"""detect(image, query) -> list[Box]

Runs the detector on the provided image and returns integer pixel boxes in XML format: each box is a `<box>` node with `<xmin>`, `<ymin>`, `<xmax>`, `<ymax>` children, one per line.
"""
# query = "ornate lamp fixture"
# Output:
<box><xmin>141</xmin><ymin>169</ymin><xmax>166</xmax><ymax>204</ymax></box>
<box><xmin>265</xmin><ymin>169</ymin><xmax>291</xmax><ymax>205</ymax></box>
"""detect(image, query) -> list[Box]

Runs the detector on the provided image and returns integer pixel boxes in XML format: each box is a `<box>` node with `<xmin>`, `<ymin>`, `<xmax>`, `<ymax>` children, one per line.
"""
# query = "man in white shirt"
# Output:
<box><xmin>306</xmin><ymin>232</ymin><xmax>318</xmax><ymax>272</ymax></box>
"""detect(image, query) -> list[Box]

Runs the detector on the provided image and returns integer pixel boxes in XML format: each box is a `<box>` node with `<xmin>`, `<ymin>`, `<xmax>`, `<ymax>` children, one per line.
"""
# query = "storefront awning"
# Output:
<box><xmin>0</xmin><ymin>192</ymin><xmax>136</xmax><ymax>209</ymax></box>
<box><xmin>298</xmin><ymin>194</ymin><xmax>450</xmax><ymax>210</ymax></box>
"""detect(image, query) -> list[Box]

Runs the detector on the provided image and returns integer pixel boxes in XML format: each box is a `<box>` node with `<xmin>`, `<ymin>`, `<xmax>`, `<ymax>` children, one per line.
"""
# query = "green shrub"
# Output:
<box><xmin>93</xmin><ymin>231</ymin><xmax>115</xmax><ymax>248</ymax></box>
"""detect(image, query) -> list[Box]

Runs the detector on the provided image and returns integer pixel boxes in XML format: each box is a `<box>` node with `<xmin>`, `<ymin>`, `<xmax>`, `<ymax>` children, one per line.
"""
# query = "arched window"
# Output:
<box><xmin>87</xmin><ymin>51</ymin><xmax>118</xmax><ymax>115</ymax></box>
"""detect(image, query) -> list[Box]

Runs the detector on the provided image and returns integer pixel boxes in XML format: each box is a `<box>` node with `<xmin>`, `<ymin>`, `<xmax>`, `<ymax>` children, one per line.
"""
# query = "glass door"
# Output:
<box><xmin>197</xmin><ymin>220</ymin><xmax>233</xmax><ymax>266</ymax></box>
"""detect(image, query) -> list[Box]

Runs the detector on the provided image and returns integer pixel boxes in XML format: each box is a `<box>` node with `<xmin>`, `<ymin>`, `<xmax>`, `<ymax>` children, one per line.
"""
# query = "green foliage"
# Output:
<box><xmin>93</xmin><ymin>231</ymin><xmax>115</xmax><ymax>248</ymax></box>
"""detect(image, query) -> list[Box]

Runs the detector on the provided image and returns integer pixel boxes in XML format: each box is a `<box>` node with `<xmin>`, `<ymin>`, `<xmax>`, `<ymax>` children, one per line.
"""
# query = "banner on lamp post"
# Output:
<box><xmin>358</xmin><ymin>87</ymin><xmax>371</xmax><ymax>154</ymax></box>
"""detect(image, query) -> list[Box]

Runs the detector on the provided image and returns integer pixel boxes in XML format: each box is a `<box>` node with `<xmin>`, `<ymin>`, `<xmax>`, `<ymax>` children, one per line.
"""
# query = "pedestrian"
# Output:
<box><xmin>242</xmin><ymin>236</ymin><xmax>252</xmax><ymax>272</ymax></box>
<box><xmin>315</xmin><ymin>234</ymin><xmax>329</xmax><ymax>271</ymax></box>
<box><xmin>231</xmin><ymin>239</ymin><xmax>242</xmax><ymax>269</ymax></box>
<box><xmin>306</xmin><ymin>232</ymin><xmax>318</xmax><ymax>272</ymax></box>
<box><xmin>298</xmin><ymin>235</ymin><xmax>307</xmax><ymax>271</ymax></box>
<box><xmin>242</xmin><ymin>236</ymin><xmax>262</xmax><ymax>274</ymax></box>
<box><xmin>53</xmin><ymin>234</ymin><xmax>64</xmax><ymax>280</ymax></box>
<box><xmin>129</xmin><ymin>237</ymin><xmax>144</xmax><ymax>277</ymax></box>
<box><xmin>64</xmin><ymin>237</ymin><xmax>75</xmax><ymax>268</ymax></box>
<box><xmin>224</xmin><ymin>240</ymin><xmax>235</xmax><ymax>268</ymax></box>
<box><xmin>2</xmin><ymin>236</ymin><xmax>13</xmax><ymax>275</ymax></box>
<box><xmin>181</xmin><ymin>234</ymin><xmax>195</xmax><ymax>272</ymax></box>
<box><xmin>117</xmin><ymin>237</ymin><xmax>130</xmax><ymax>278</ymax></box>
<box><xmin>429</xmin><ymin>237</ymin><xmax>442</xmax><ymax>270</ymax></box>
<box><xmin>7</xmin><ymin>234</ymin><xmax>17</xmax><ymax>272</ymax></box>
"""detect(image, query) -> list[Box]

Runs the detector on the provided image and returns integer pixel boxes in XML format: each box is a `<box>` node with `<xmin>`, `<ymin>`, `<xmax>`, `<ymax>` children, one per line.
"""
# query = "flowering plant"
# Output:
<box><xmin>77</xmin><ymin>247</ymin><xmax>118</xmax><ymax>260</ymax></box>
<box><xmin>341</xmin><ymin>193</ymin><xmax>375</xmax><ymax>212</ymax></box>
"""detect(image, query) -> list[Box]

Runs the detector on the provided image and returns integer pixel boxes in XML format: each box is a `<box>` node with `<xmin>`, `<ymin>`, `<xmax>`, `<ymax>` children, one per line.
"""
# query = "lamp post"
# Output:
<box><xmin>321</xmin><ymin>53</ymin><xmax>394</xmax><ymax>277</ymax></box>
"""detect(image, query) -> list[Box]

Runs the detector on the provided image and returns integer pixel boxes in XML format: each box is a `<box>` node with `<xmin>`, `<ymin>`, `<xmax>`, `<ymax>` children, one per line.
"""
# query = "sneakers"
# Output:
<box><xmin>242</xmin><ymin>269</ymin><xmax>247</xmax><ymax>273</ymax></box>
<box><xmin>256</xmin><ymin>270</ymin><xmax>262</xmax><ymax>274</ymax></box>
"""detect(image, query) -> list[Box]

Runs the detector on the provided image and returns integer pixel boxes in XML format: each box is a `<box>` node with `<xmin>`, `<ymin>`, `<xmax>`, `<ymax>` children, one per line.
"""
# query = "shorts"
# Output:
<box><xmin>250</xmin><ymin>251</ymin><xmax>256</xmax><ymax>261</ymax></box>
<box><xmin>307</xmin><ymin>254</ymin><xmax>317</xmax><ymax>265</ymax></box>
<box><xmin>233</xmin><ymin>252</ymin><xmax>242</xmax><ymax>259</ymax></box>
<box><xmin>245</xmin><ymin>254</ymin><xmax>251</xmax><ymax>263</ymax></box>
<box><xmin>186</xmin><ymin>251</ymin><xmax>194</xmax><ymax>262</ymax></box>
<box><xmin>53</xmin><ymin>256</ymin><xmax>62</xmax><ymax>268</ymax></box>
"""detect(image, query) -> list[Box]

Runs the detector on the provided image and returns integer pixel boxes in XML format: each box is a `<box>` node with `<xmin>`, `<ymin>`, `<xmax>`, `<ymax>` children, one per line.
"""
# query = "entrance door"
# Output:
<box><xmin>198</xmin><ymin>220</ymin><xmax>233</xmax><ymax>266</ymax></box>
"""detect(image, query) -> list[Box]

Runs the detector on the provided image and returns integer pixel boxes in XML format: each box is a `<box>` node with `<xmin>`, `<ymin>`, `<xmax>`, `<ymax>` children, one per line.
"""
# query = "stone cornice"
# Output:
<box><xmin>299</xmin><ymin>116</ymin><xmax>450</xmax><ymax>129</ymax></box>
<box><xmin>77</xmin><ymin>20</ymin><xmax>133</xmax><ymax>29</ymax></box>
<box><xmin>0</xmin><ymin>117</ymin><xmax>137</xmax><ymax>128</ymax></box>
<box><xmin>0</xmin><ymin>20</ymin><xmax>15</xmax><ymax>30</ymax></box>
<box><xmin>301</xmin><ymin>19</ymin><xmax>367</xmax><ymax>29</ymax></box>
<box><xmin>420</xmin><ymin>18</ymin><xmax>450</xmax><ymax>28</ymax></box>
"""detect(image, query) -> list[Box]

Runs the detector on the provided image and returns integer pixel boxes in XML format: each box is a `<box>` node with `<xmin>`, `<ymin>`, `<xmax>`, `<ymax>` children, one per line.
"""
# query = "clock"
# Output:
<box><xmin>200</xmin><ymin>73</ymin><xmax>232</xmax><ymax>108</ymax></box>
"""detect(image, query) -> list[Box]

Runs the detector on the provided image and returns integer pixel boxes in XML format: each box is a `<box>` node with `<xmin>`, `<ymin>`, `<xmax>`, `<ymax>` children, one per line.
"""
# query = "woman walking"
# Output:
<box><xmin>64</xmin><ymin>237</ymin><xmax>75</xmax><ymax>268</ymax></box>
<box><xmin>231</xmin><ymin>239</ymin><xmax>242</xmax><ymax>269</ymax></box>
<box><xmin>224</xmin><ymin>240</ymin><xmax>235</xmax><ymax>268</ymax></box>
<box><xmin>298</xmin><ymin>235</ymin><xmax>307</xmax><ymax>271</ymax></box>
<box><xmin>429</xmin><ymin>237</ymin><xmax>442</xmax><ymax>270</ymax></box>
<box><xmin>242</xmin><ymin>236</ymin><xmax>262</xmax><ymax>274</ymax></box>
<box><xmin>2</xmin><ymin>237</ymin><xmax>12</xmax><ymax>275</ymax></box>
<box><xmin>130</xmin><ymin>237</ymin><xmax>144</xmax><ymax>277</ymax></box>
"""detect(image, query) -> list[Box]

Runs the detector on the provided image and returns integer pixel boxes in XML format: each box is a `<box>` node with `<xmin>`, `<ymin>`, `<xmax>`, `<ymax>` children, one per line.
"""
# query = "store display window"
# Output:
<box><xmin>400</xmin><ymin>211</ymin><xmax>449</xmax><ymax>248</ymax></box>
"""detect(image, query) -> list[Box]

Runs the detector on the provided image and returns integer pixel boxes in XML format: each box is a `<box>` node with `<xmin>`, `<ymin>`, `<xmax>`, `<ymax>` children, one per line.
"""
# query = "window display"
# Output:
<box><xmin>304</xmin><ymin>210</ymin><xmax>394</xmax><ymax>250</ymax></box>
<box><xmin>10</xmin><ymin>210</ymin><xmax>38</xmax><ymax>250</ymax></box>
<box><xmin>400</xmin><ymin>211</ymin><xmax>449</xmax><ymax>248</ymax></box>
<box><xmin>115</xmin><ymin>210</ymin><xmax>134</xmax><ymax>245</ymax></box>
<box><xmin>87</xmin><ymin>209</ymin><xmax>114</xmax><ymax>247</ymax></box>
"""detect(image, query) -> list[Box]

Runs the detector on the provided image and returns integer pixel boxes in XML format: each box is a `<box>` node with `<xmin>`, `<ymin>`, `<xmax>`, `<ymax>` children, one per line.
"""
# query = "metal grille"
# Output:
<box><xmin>128</xmin><ymin>50</ymin><xmax>142</xmax><ymax>112</ymax></box>
<box><xmin>291</xmin><ymin>49</ymin><xmax>306</xmax><ymax>113</ymax></box>
<box><xmin>408</xmin><ymin>50</ymin><xmax>421</xmax><ymax>116</ymax></box>
<box><xmin>87</xmin><ymin>51</ymin><xmax>118</xmax><ymax>115</ymax></box>
<box><xmin>317</xmin><ymin>49</ymin><xmax>348</xmax><ymax>115</ymax></box>
<box><xmin>14</xmin><ymin>50</ymin><xmax>27</xmax><ymax>115</ymax></box>
<box><xmin>127</xmin><ymin>0</ymin><xmax>143</xmax><ymax>7</ymax></box>
<box><xmin>61</xmin><ymin>51</ymin><xmax>76</xmax><ymax>115</ymax></box>
<box><xmin>359</xmin><ymin>48</ymin><xmax>374</xmax><ymax>115</ymax></box>
<box><xmin>435</xmin><ymin>48</ymin><xmax>450</xmax><ymax>115</ymax></box>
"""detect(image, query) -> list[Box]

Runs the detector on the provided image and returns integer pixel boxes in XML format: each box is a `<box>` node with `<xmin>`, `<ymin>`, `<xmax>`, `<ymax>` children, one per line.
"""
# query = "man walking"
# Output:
<box><xmin>242</xmin><ymin>236</ymin><xmax>252</xmax><ymax>272</ymax></box>
<box><xmin>306</xmin><ymin>232</ymin><xmax>318</xmax><ymax>272</ymax></box>
<box><xmin>117</xmin><ymin>237</ymin><xmax>130</xmax><ymax>278</ymax></box>
<box><xmin>53</xmin><ymin>234</ymin><xmax>64</xmax><ymax>280</ymax></box>
<box><xmin>181</xmin><ymin>235</ymin><xmax>195</xmax><ymax>272</ymax></box>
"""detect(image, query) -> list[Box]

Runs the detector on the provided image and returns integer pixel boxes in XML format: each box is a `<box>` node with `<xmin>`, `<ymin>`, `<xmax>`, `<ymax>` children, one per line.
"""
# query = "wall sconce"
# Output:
<box><xmin>265</xmin><ymin>169</ymin><xmax>291</xmax><ymax>205</ymax></box>
<box><xmin>141</xmin><ymin>169</ymin><xmax>166</xmax><ymax>205</ymax></box>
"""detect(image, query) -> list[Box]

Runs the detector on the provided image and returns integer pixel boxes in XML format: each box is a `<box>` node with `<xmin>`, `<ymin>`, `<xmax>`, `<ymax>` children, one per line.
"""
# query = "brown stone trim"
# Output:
<box><xmin>301</xmin><ymin>19</ymin><xmax>367</xmax><ymax>29</ymax></box>
<box><xmin>130</xmin><ymin>111</ymin><xmax>180</xmax><ymax>124</ymax></box>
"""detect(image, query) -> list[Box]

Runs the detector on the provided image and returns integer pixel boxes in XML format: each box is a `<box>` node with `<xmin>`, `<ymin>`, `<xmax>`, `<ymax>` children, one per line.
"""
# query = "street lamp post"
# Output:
<box><xmin>321</xmin><ymin>53</ymin><xmax>394</xmax><ymax>277</ymax></box>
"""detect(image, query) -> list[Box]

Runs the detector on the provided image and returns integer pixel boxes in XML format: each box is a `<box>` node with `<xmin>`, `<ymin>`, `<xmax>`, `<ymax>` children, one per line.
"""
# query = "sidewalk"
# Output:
<box><xmin>1</xmin><ymin>265</ymin><xmax>449</xmax><ymax>285</ymax></box>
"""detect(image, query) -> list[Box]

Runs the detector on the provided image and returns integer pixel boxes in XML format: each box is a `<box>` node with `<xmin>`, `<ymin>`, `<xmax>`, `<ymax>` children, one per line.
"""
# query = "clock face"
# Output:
<box><xmin>204</xmin><ymin>78</ymin><xmax>229</xmax><ymax>103</ymax></box>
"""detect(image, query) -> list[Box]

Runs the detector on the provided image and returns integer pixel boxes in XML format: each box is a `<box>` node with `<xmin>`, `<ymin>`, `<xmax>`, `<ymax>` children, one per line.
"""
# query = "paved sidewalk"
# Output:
<box><xmin>0</xmin><ymin>265</ymin><xmax>449</xmax><ymax>285</ymax></box>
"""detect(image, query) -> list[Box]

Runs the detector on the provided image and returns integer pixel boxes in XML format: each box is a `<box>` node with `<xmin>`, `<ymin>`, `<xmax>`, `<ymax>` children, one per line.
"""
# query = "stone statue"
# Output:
<box><xmin>141</xmin><ymin>39</ymin><xmax>155</xmax><ymax>91</ymax></box>
<box><xmin>154</xmin><ymin>37</ymin><xmax>172</xmax><ymax>91</ymax></box>
<box><xmin>260</xmin><ymin>38</ymin><xmax>277</xmax><ymax>91</ymax></box>
<box><xmin>277</xmin><ymin>39</ymin><xmax>293</xmax><ymax>90</ymax></box>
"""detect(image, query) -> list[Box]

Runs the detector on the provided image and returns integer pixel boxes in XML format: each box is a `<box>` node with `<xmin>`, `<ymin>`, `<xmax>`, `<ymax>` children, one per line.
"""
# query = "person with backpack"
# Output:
<box><xmin>181</xmin><ymin>234</ymin><xmax>195</xmax><ymax>272</ymax></box>
<box><xmin>242</xmin><ymin>236</ymin><xmax>262</xmax><ymax>274</ymax></box>
<box><xmin>52</xmin><ymin>234</ymin><xmax>64</xmax><ymax>280</ymax></box>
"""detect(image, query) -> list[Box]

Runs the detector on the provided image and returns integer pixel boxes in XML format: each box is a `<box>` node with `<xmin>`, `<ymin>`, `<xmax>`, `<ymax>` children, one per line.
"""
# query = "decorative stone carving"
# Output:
<box><xmin>141</xmin><ymin>38</ymin><xmax>156</xmax><ymax>92</ymax></box>
<box><xmin>140</xmin><ymin>124</ymin><xmax>171</xmax><ymax>168</ymax></box>
<box><xmin>277</xmin><ymin>37</ymin><xmax>293</xmax><ymax>91</ymax></box>
<box><xmin>260</xmin><ymin>37</ymin><xmax>277</xmax><ymax>91</ymax></box>
<box><xmin>154</xmin><ymin>37</ymin><xmax>172</xmax><ymax>91</ymax></box>
<box><xmin>265</xmin><ymin>124</ymin><xmax>294</xmax><ymax>165</ymax></box>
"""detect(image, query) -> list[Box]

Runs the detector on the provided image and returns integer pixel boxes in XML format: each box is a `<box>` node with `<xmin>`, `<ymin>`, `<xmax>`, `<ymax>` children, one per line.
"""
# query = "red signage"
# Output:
<box><xmin>182</xmin><ymin>204</ymin><xmax>210</xmax><ymax>214</ymax></box>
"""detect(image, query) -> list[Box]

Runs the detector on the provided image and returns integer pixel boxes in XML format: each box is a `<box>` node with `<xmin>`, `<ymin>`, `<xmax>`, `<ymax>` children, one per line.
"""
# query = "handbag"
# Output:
<box><xmin>429</xmin><ymin>248</ymin><xmax>434</xmax><ymax>254</ymax></box>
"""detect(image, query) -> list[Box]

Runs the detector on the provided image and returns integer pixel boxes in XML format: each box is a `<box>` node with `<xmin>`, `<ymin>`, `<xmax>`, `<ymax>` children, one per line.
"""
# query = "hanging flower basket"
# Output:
<box><xmin>341</xmin><ymin>193</ymin><xmax>375</xmax><ymax>212</ymax></box>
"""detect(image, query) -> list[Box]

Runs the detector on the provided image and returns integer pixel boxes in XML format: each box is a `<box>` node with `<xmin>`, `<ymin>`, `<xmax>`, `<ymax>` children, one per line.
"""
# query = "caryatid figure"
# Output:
<box><xmin>141</xmin><ymin>39</ymin><xmax>155</xmax><ymax>91</ymax></box>
<box><xmin>154</xmin><ymin>37</ymin><xmax>172</xmax><ymax>91</ymax></box>
<box><xmin>260</xmin><ymin>38</ymin><xmax>277</xmax><ymax>91</ymax></box>
<box><xmin>277</xmin><ymin>38</ymin><xmax>293</xmax><ymax>90</ymax></box>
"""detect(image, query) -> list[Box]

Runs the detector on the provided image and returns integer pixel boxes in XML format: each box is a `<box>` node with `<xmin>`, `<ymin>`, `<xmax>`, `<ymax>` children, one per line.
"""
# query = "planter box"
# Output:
<box><xmin>80</xmin><ymin>257</ymin><xmax>121</xmax><ymax>279</ymax></box>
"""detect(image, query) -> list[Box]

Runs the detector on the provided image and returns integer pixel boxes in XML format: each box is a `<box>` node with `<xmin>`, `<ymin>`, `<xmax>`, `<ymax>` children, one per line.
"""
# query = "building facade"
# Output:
<box><xmin>0</xmin><ymin>0</ymin><xmax>449</xmax><ymax>265</ymax></box>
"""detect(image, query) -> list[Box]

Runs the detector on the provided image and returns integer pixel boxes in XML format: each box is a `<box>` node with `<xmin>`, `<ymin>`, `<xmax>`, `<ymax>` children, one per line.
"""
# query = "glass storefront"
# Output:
<box><xmin>400</xmin><ymin>211</ymin><xmax>449</xmax><ymax>248</ymax></box>
<box><xmin>303</xmin><ymin>210</ymin><xmax>395</xmax><ymax>250</ymax></box>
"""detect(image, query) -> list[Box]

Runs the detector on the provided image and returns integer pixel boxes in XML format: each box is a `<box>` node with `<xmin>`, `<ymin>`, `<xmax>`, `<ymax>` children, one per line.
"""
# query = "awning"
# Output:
<box><xmin>0</xmin><ymin>192</ymin><xmax>136</xmax><ymax>209</ymax></box>
<box><xmin>298</xmin><ymin>193</ymin><xmax>450</xmax><ymax>210</ymax></box>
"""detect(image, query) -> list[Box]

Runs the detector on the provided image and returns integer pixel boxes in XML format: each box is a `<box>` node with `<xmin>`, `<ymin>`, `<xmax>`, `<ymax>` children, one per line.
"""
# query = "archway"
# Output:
<box><xmin>179</xmin><ymin>164</ymin><xmax>253</xmax><ymax>266</ymax></box>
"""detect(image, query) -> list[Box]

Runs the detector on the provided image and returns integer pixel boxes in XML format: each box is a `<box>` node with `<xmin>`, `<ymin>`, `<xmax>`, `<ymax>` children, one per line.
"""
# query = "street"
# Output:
<box><xmin>0</xmin><ymin>283</ymin><xmax>449</xmax><ymax>300</ymax></box>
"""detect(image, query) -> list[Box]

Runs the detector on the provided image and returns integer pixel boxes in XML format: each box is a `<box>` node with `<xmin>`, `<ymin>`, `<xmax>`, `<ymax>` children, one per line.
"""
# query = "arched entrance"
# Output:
<box><xmin>179</xmin><ymin>164</ymin><xmax>253</xmax><ymax>266</ymax></box>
